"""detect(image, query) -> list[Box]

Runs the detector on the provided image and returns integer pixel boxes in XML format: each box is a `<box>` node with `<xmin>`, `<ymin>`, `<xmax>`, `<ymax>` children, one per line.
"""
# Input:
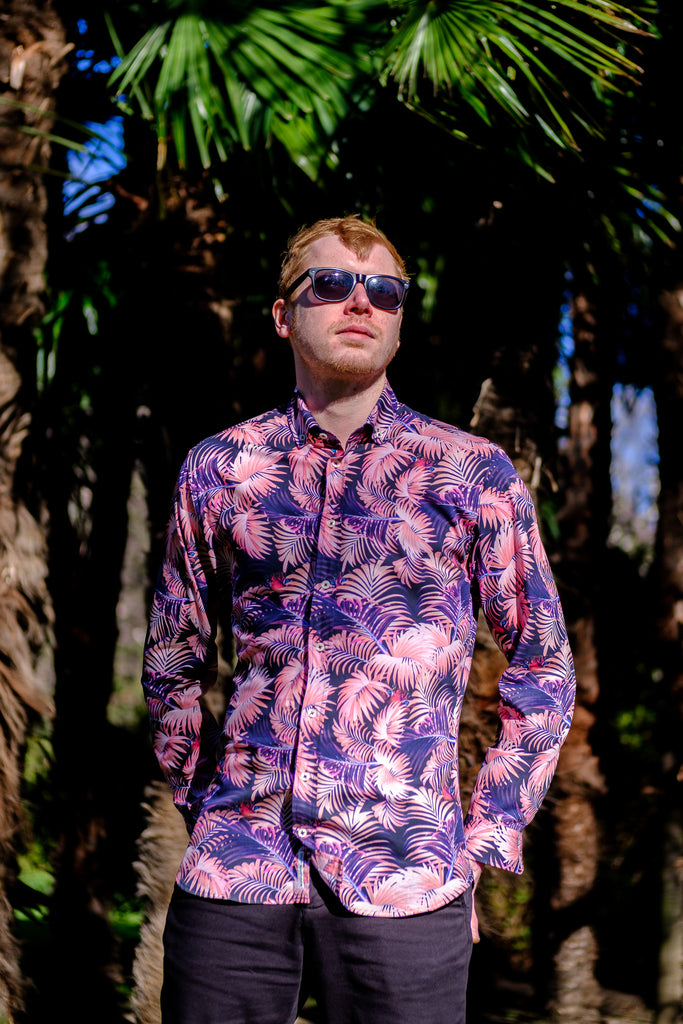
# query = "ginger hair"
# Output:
<box><xmin>277</xmin><ymin>215</ymin><xmax>408</xmax><ymax>298</ymax></box>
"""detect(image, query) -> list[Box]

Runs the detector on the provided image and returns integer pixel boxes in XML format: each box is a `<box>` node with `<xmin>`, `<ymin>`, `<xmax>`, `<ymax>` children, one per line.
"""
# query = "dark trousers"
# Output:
<box><xmin>161</xmin><ymin>871</ymin><xmax>473</xmax><ymax>1024</ymax></box>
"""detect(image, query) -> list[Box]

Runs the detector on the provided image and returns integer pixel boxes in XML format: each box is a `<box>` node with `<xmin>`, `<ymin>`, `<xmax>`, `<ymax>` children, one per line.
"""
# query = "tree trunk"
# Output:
<box><xmin>0</xmin><ymin>1</ymin><xmax>67</xmax><ymax>1016</ymax></box>
<box><xmin>131</xmin><ymin>660</ymin><xmax>230</xmax><ymax>1023</ymax></box>
<box><xmin>130</xmin><ymin>782</ymin><xmax>188</xmax><ymax>1024</ymax></box>
<box><xmin>548</xmin><ymin>290</ymin><xmax>608</xmax><ymax>1024</ymax></box>
<box><xmin>39</xmin><ymin>172</ymin><xmax>239</xmax><ymax>1021</ymax></box>
<box><xmin>653</xmin><ymin>287</ymin><xmax>683</xmax><ymax>1024</ymax></box>
<box><xmin>460</xmin><ymin>229</ymin><xmax>598</xmax><ymax>1019</ymax></box>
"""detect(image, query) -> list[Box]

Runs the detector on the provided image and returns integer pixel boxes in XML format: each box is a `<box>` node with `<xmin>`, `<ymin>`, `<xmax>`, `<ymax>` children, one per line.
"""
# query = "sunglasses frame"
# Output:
<box><xmin>283</xmin><ymin>267</ymin><xmax>409</xmax><ymax>311</ymax></box>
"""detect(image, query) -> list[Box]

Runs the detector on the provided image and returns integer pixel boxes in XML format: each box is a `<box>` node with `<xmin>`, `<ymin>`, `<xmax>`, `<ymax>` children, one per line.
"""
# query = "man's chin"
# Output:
<box><xmin>331</xmin><ymin>357</ymin><xmax>381</xmax><ymax>379</ymax></box>
<box><xmin>331</xmin><ymin>346</ymin><xmax>397</xmax><ymax>378</ymax></box>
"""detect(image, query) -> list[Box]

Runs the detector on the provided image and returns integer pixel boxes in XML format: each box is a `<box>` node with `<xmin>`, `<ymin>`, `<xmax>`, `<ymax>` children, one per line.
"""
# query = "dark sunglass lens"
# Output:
<box><xmin>312</xmin><ymin>270</ymin><xmax>354</xmax><ymax>302</ymax></box>
<box><xmin>367</xmin><ymin>276</ymin><xmax>404</xmax><ymax>310</ymax></box>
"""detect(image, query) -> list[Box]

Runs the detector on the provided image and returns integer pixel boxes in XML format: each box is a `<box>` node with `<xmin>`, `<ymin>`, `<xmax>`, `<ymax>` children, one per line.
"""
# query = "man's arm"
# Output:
<box><xmin>141</xmin><ymin>458</ymin><xmax>223</xmax><ymax>832</ymax></box>
<box><xmin>463</xmin><ymin>454</ymin><xmax>576</xmax><ymax>874</ymax></box>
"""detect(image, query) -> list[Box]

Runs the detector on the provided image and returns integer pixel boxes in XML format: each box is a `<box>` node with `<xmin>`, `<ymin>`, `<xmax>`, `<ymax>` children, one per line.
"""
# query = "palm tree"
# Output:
<box><xmin>646</xmin><ymin>283</ymin><xmax>683</xmax><ymax>1024</ymax></box>
<box><xmin>0</xmin><ymin>0</ymin><xmax>70</xmax><ymax>1018</ymax></box>
<box><xmin>109</xmin><ymin>0</ymin><xmax>650</xmax><ymax>181</ymax></box>
<box><xmin>654</xmin><ymin>288</ymin><xmax>683</xmax><ymax>1024</ymax></box>
<box><xmin>548</xmin><ymin>285</ymin><xmax>610</xmax><ymax>1023</ymax></box>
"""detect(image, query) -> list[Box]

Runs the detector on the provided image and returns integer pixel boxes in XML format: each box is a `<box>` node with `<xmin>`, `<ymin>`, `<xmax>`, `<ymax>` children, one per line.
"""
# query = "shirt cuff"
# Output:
<box><xmin>463</xmin><ymin>816</ymin><xmax>525</xmax><ymax>874</ymax></box>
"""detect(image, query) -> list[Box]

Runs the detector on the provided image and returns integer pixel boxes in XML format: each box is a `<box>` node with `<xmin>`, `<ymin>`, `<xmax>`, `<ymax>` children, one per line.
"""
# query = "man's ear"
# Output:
<box><xmin>272</xmin><ymin>298</ymin><xmax>291</xmax><ymax>338</ymax></box>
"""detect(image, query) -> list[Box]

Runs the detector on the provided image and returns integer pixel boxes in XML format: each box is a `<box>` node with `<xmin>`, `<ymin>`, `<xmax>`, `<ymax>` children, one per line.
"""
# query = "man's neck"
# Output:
<box><xmin>297</xmin><ymin>374</ymin><xmax>387</xmax><ymax>449</ymax></box>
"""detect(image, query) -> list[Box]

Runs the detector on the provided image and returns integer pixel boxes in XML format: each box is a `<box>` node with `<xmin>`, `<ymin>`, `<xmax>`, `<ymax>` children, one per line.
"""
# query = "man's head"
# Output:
<box><xmin>272</xmin><ymin>216</ymin><xmax>408</xmax><ymax>398</ymax></box>
<box><xmin>277</xmin><ymin>215</ymin><xmax>408</xmax><ymax>299</ymax></box>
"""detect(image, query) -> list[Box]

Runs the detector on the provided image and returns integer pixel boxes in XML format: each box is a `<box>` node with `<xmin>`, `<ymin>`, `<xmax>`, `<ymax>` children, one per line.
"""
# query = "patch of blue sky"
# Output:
<box><xmin>65</xmin><ymin>186</ymin><xmax>116</xmax><ymax>220</ymax></box>
<box><xmin>554</xmin><ymin>283</ymin><xmax>574</xmax><ymax>430</ymax></box>
<box><xmin>63</xmin><ymin>116</ymin><xmax>126</xmax><ymax>227</ymax></box>
<box><xmin>609</xmin><ymin>383</ymin><xmax>660</xmax><ymax>568</ymax></box>
<box><xmin>75</xmin><ymin>50</ymin><xmax>121</xmax><ymax>75</ymax></box>
<box><xmin>611</xmin><ymin>384</ymin><xmax>660</xmax><ymax>510</ymax></box>
<box><xmin>74</xmin><ymin>18</ymin><xmax>121</xmax><ymax>74</ymax></box>
<box><xmin>554</xmin><ymin>274</ymin><xmax>659</xmax><ymax>569</ymax></box>
<box><xmin>63</xmin><ymin>16</ymin><xmax>124</xmax><ymax>232</ymax></box>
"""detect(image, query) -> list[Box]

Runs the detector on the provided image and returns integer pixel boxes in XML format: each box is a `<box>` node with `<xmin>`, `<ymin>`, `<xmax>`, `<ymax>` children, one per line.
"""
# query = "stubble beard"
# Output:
<box><xmin>290</xmin><ymin>309</ymin><xmax>400</xmax><ymax>380</ymax></box>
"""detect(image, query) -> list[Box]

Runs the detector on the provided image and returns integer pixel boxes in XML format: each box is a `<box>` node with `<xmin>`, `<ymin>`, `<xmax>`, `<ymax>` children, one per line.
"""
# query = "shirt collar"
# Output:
<box><xmin>288</xmin><ymin>381</ymin><xmax>399</xmax><ymax>448</ymax></box>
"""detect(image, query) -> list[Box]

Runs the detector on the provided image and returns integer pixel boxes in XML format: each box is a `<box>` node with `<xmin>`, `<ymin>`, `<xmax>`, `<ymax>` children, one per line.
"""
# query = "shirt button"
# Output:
<box><xmin>306</xmin><ymin>707</ymin><xmax>317</xmax><ymax>718</ymax></box>
<box><xmin>328</xmin><ymin>518</ymin><xmax>337</xmax><ymax>527</ymax></box>
<box><xmin>296</xmin><ymin>827</ymin><xmax>310</xmax><ymax>838</ymax></box>
<box><xmin>314</xmin><ymin>641</ymin><xmax>325</xmax><ymax>651</ymax></box>
<box><xmin>301</xmin><ymin>771</ymin><xmax>311</xmax><ymax>782</ymax></box>
<box><xmin>320</xmin><ymin>580</ymin><xmax>331</xmax><ymax>591</ymax></box>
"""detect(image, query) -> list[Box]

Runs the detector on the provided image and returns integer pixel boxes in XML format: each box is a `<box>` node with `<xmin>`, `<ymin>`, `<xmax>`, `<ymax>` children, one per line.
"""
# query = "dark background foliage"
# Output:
<box><xmin>1</xmin><ymin>2</ymin><xmax>681</xmax><ymax>1022</ymax></box>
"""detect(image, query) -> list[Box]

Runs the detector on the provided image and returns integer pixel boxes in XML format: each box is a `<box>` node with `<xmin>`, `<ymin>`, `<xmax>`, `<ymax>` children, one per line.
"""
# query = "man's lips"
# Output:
<box><xmin>335</xmin><ymin>322</ymin><xmax>376</xmax><ymax>338</ymax></box>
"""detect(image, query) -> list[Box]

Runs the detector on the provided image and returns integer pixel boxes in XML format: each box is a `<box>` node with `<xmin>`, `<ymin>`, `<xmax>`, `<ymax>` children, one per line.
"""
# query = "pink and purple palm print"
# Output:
<box><xmin>142</xmin><ymin>384</ymin><xmax>575</xmax><ymax>917</ymax></box>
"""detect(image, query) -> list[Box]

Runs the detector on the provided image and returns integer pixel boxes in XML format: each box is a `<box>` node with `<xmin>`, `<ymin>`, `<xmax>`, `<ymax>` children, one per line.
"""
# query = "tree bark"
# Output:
<box><xmin>0</xmin><ymin>1</ymin><xmax>68</xmax><ymax>1016</ymax></box>
<box><xmin>549</xmin><ymin>290</ymin><xmax>608</xmax><ymax>1024</ymax></box>
<box><xmin>461</xmin><ymin>237</ymin><xmax>595</xmax><ymax>1019</ymax></box>
<box><xmin>653</xmin><ymin>287</ymin><xmax>683</xmax><ymax>1024</ymax></box>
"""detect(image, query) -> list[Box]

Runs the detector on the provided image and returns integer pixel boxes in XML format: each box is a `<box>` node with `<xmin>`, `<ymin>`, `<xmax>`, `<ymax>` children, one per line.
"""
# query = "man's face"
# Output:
<box><xmin>272</xmin><ymin>235</ymin><xmax>403</xmax><ymax>392</ymax></box>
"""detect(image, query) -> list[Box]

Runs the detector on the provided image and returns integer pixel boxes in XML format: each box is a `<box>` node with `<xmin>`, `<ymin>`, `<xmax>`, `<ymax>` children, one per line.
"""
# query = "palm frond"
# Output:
<box><xmin>107</xmin><ymin>0</ymin><xmax>382</xmax><ymax>177</ymax></box>
<box><xmin>382</xmin><ymin>0</ymin><xmax>651</xmax><ymax>151</ymax></box>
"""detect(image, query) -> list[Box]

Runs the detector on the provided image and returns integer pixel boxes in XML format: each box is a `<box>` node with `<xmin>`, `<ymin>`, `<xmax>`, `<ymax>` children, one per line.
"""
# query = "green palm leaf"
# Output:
<box><xmin>107</xmin><ymin>0</ymin><xmax>383</xmax><ymax>177</ymax></box>
<box><xmin>381</xmin><ymin>0</ymin><xmax>650</xmax><ymax>151</ymax></box>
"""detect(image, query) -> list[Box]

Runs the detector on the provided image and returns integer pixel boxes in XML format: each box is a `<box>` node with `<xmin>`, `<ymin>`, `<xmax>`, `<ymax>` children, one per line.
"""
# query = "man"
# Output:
<box><xmin>142</xmin><ymin>215</ymin><xmax>575</xmax><ymax>1024</ymax></box>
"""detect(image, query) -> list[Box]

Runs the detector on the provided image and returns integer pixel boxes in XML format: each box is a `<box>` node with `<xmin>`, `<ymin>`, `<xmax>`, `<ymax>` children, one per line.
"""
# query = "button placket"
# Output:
<box><xmin>317</xmin><ymin>451</ymin><xmax>344</xmax><ymax>566</ymax></box>
<box><xmin>296</xmin><ymin>443</ymin><xmax>346</xmax><ymax>835</ymax></box>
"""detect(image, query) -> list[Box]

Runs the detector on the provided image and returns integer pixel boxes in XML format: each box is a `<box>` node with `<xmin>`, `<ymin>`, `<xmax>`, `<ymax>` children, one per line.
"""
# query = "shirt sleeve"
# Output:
<box><xmin>141</xmin><ymin>457</ymin><xmax>224</xmax><ymax>832</ymax></box>
<box><xmin>463</xmin><ymin>451</ymin><xmax>576</xmax><ymax>873</ymax></box>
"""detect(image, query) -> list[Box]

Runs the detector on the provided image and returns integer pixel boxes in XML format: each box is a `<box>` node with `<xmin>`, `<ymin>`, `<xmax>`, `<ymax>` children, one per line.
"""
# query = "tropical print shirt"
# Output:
<box><xmin>142</xmin><ymin>383</ymin><xmax>575</xmax><ymax>918</ymax></box>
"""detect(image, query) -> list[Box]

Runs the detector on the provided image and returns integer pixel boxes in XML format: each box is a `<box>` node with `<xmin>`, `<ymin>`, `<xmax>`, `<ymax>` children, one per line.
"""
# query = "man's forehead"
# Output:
<box><xmin>305</xmin><ymin>235</ymin><xmax>398</xmax><ymax>273</ymax></box>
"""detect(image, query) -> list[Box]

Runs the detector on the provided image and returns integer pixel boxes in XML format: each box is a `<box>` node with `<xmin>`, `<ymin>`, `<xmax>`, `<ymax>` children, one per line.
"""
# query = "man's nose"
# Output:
<box><xmin>344</xmin><ymin>281</ymin><xmax>371</xmax><ymax>312</ymax></box>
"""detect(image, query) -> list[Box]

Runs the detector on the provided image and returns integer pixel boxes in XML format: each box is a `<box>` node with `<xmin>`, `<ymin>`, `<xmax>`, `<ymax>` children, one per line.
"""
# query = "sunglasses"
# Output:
<box><xmin>284</xmin><ymin>267</ymin><xmax>409</xmax><ymax>311</ymax></box>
